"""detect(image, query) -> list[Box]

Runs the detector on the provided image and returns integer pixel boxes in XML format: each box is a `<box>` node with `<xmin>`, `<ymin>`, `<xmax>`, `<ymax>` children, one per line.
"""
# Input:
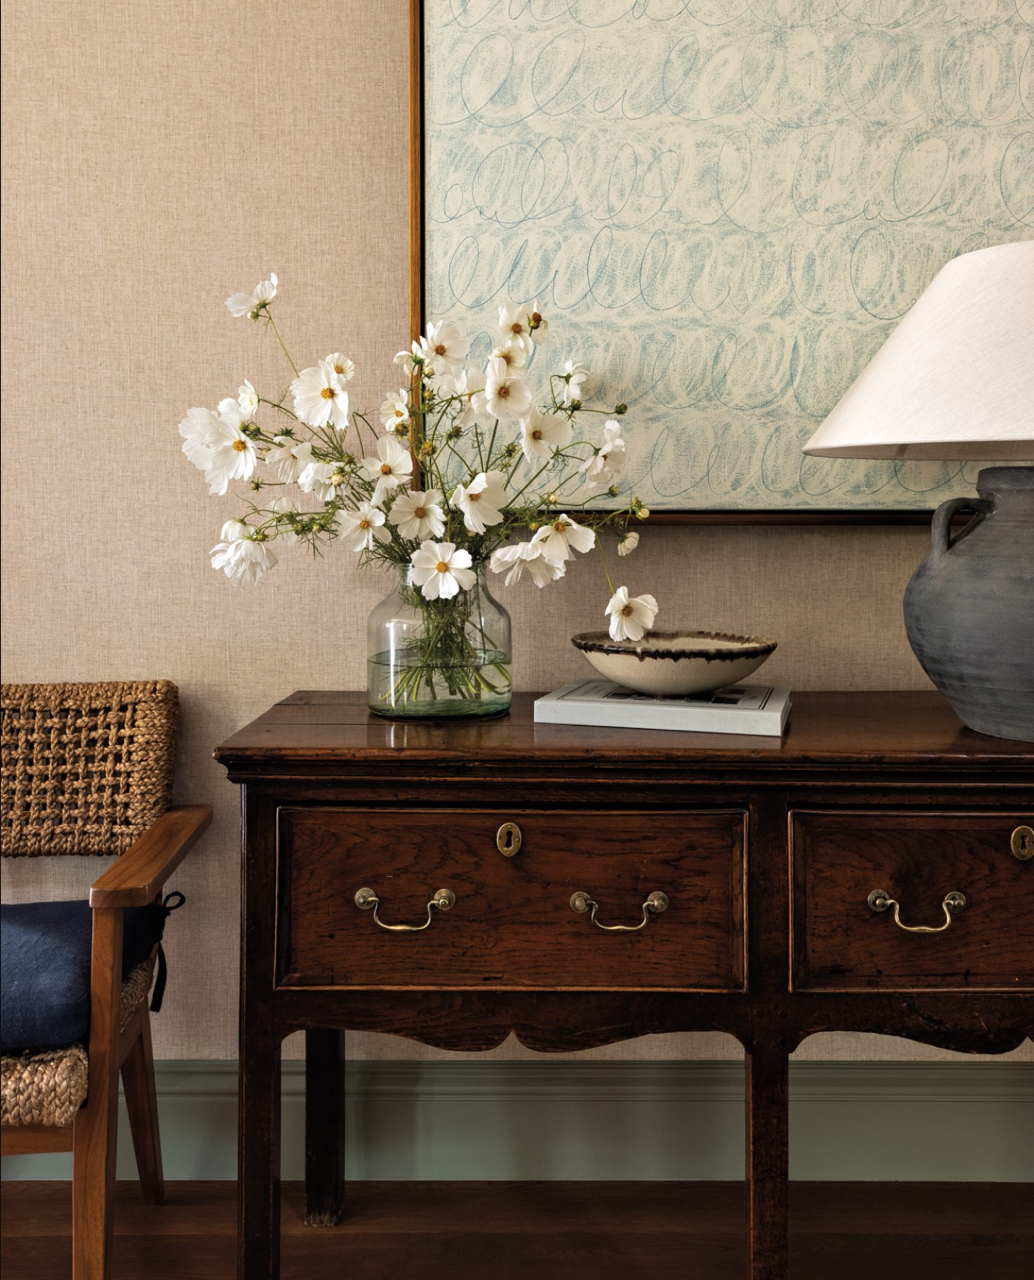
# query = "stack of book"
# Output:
<box><xmin>534</xmin><ymin>679</ymin><xmax>792</xmax><ymax>736</ymax></box>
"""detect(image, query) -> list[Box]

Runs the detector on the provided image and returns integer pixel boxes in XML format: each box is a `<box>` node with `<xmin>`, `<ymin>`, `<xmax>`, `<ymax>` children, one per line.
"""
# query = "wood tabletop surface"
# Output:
<box><xmin>214</xmin><ymin>690</ymin><xmax>1034</xmax><ymax>775</ymax></box>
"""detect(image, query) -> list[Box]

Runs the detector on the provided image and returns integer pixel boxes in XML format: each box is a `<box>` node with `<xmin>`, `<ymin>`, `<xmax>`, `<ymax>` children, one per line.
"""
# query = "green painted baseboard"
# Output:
<box><xmin>3</xmin><ymin>1061</ymin><xmax>1031</xmax><ymax>1183</ymax></box>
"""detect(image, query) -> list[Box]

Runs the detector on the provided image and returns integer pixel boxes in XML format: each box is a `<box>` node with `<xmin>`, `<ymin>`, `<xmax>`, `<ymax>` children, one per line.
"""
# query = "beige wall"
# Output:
<box><xmin>2</xmin><ymin>0</ymin><xmax>1026</xmax><ymax>1065</ymax></box>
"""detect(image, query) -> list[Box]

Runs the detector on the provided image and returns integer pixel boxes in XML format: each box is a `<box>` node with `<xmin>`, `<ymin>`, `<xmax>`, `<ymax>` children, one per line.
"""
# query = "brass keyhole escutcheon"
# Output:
<box><xmin>496</xmin><ymin>822</ymin><xmax>522</xmax><ymax>857</ymax></box>
<box><xmin>1011</xmin><ymin>826</ymin><xmax>1033</xmax><ymax>861</ymax></box>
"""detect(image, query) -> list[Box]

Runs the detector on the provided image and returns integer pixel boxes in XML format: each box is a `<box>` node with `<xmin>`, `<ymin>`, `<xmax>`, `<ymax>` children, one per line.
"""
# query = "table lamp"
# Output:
<box><xmin>803</xmin><ymin>241</ymin><xmax>1034</xmax><ymax>743</ymax></box>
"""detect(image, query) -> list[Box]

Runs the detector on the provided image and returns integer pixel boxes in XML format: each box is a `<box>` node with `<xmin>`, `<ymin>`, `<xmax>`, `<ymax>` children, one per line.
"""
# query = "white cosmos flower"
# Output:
<box><xmin>210</xmin><ymin>524</ymin><xmax>278</xmax><ymax>586</ymax></box>
<box><xmin>530</xmin><ymin>514</ymin><xmax>596</xmax><ymax>562</ymax></box>
<box><xmin>417</xmin><ymin>321</ymin><xmax>469</xmax><ymax>372</ymax></box>
<box><xmin>238</xmin><ymin>380</ymin><xmax>260</xmax><ymax>416</ymax></box>
<box><xmin>560</xmin><ymin>359</ymin><xmax>590</xmax><ymax>405</ymax></box>
<box><xmin>473</xmin><ymin>356</ymin><xmax>532</xmax><ymax>421</ymax></box>
<box><xmin>325</xmin><ymin>353</ymin><xmax>355</xmax><ymax>383</ymax></box>
<box><xmin>179</xmin><ymin>407</ymin><xmax>222</xmax><ymax>471</ymax></box>
<box><xmin>380</xmin><ymin>388</ymin><xmax>411</xmax><ymax>434</ymax></box>
<box><xmin>451</xmin><ymin>469</ymin><xmax>507</xmax><ymax>534</ymax></box>
<box><xmin>617</xmin><ymin>530</ymin><xmax>640</xmax><ymax>556</ymax></box>
<box><xmin>217</xmin><ymin>518</ymin><xmax>249</xmax><ymax>543</ymax></box>
<box><xmin>519</xmin><ymin>406</ymin><xmax>573</xmax><ymax>463</ymax></box>
<box><xmin>394</xmin><ymin>342</ymin><xmax>421</xmax><ymax>368</ymax></box>
<box><xmin>579</xmin><ymin>419</ymin><xmax>627</xmax><ymax>490</ymax></box>
<box><xmin>436</xmin><ymin>368</ymin><xmax>485</xmax><ymax>429</ymax></box>
<box><xmin>201</xmin><ymin>417</ymin><xmax>258</xmax><ymax>495</ymax></box>
<box><xmin>605</xmin><ymin>586</ymin><xmax>659</xmax><ymax>642</ymax></box>
<box><xmin>339</xmin><ymin>502</ymin><xmax>388</xmax><ymax>552</ymax></box>
<box><xmin>298</xmin><ymin>460</ymin><xmax>344</xmax><ymax>503</ymax></box>
<box><xmin>490</xmin><ymin>338</ymin><xmax>527</xmax><ymax>371</ymax></box>
<box><xmin>217</xmin><ymin>396</ymin><xmax>254</xmax><ymax>430</ymax></box>
<box><xmin>291</xmin><ymin>359</ymin><xmax>350</xmax><ymax>430</ymax></box>
<box><xmin>410</xmin><ymin>541</ymin><xmax>476</xmax><ymax>601</ymax></box>
<box><xmin>266</xmin><ymin>436</ymin><xmax>313</xmax><ymax>483</ymax></box>
<box><xmin>489</xmin><ymin>540</ymin><xmax>566</xmax><ymax>588</ymax></box>
<box><xmin>497</xmin><ymin>301</ymin><xmax>535</xmax><ymax>358</ymax></box>
<box><xmin>267</xmin><ymin>496</ymin><xmax>301</xmax><ymax>545</ymax></box>
<box><xmin>226</xmin><ymin>272</ymin><xmax>278</xmax><ymax>319</ymax></box>
<box><xmin>527</xmin><ymin>299</ymin><xmax>548</xmax><ymax>345</ymax></box>
<box><xmin>360</xmin><ymin>435</ymin><xmax>414</xmax><ymax>504</ymax></box>
<box><xmin>389</xmin><ymin>488</ymin><xmax>445</xmax><ymax>540</ymax></box>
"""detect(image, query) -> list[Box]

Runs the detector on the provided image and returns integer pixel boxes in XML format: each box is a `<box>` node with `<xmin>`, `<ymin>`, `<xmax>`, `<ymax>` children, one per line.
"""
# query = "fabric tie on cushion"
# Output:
<box><xmin>148</xmin><ymin>891</ymin><xmax>185</xmax><ymax>1014</ymax></box>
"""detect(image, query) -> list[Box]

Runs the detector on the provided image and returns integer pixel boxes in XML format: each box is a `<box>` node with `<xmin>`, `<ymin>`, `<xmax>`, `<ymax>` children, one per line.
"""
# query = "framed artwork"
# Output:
<box><xmin>411</xmin><ymin>1</ymin><xmax>1032</xmax><ymax>521</ymax></box>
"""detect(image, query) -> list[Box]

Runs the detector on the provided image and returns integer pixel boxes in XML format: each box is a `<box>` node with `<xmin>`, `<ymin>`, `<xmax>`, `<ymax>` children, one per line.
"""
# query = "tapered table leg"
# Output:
<box><xmin>305</xmin><ymin>1028</ymin><xmax>345</xmax><ymax>1225</ymax></box>
<box><xmin>745</xmin><ymin>1038</ymin><xmax>789</xmax><ymax>1280</ymax></box>
<box><xmin>238</xmin><ymin>1037</ymin><xmax>281</xmax><ymax>1280</ymax></box>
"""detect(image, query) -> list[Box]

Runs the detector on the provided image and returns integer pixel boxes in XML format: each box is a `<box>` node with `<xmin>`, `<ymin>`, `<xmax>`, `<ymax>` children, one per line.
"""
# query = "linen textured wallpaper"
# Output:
<box><xmin>1</xmin><ymin>0</ymin><xmax>1028</xmax><ymax>1066</ymax></box>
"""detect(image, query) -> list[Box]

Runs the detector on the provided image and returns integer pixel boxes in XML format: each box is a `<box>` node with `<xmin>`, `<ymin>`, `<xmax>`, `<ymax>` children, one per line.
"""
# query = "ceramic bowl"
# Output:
<box><xmin>571</xmin><ymin>630</ymin><xmax>778</xmax><ymax>697</ymax></box>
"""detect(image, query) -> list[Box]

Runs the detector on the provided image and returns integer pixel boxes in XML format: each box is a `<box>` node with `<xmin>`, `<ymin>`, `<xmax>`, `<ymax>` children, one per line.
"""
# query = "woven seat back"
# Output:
<box><xmin>1</xmin><ymin>681</ymin><xmax>178</xmax><ymax>858</ymax></box>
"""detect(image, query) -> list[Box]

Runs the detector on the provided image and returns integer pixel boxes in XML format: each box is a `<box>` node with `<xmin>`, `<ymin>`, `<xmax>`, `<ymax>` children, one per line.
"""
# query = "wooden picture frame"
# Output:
<box><xmin>408</xmin><ymin>1</ymin><xmax>1028</xmax><ymax>525</ymax></box>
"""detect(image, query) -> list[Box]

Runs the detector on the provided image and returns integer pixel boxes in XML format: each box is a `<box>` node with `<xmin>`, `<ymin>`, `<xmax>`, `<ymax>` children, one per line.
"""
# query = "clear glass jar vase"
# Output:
<box><xmin>367</xmin><ymin>565</ymin><xmax>512</xmax><ymax>719</ymax></box>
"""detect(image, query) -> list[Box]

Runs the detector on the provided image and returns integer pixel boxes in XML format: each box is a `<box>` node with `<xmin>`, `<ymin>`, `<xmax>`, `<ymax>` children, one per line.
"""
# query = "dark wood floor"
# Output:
<box><xmin>1</xmin><ymin>1181</ymin><xmax>1030</xmax><ymax>1279</ymax></box>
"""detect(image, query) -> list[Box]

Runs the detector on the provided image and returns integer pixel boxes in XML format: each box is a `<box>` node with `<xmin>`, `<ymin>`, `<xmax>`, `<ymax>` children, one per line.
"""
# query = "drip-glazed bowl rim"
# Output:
<box><xmin>571</xmin><ymin>630</ymin><xmax>778</xmax><ymax>664</ymax></box>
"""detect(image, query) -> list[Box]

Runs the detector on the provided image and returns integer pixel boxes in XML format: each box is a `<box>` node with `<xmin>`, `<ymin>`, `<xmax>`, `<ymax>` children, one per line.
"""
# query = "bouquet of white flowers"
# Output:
<box><xmin>180</xmin><ymin>273</ymin><xmax>659</xmax><ymax>716</ymax></box>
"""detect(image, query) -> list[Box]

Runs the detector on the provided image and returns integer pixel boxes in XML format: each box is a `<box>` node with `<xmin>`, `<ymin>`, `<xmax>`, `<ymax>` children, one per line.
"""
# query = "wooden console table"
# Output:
<box><xmin>215</xmin><ymin>691</ymin><xmax>1033</xmax><ymax>1280</ymax></box>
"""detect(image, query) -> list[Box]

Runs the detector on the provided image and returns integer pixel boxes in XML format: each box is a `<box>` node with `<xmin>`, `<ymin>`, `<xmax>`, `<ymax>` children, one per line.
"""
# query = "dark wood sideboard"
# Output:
<box><xmin>215</xmin><ymin>690</ymin><xmax>1034</xmax><ymax>1280</ymax></box>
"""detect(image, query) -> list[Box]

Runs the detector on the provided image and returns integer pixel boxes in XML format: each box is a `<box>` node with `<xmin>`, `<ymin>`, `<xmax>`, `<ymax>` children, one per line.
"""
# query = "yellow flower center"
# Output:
<box><xmin>334</xmin><ymin>363</ymin><xmax>346</xmax><ymax>375</ymax></box>
<box><xmin>414</xmin><ymin>506</ymin><xmax>427</xmax><ymax>519</ymax></box>
<box><xmin>469</xmin><ymin>491</ymin><xmax>481</xmax><ymax>502</ymax></box>
<box><xmin>380</xmin><ymin>463</ymin><xmax>393</xmax><ymax>475</ymax></box>
<box><xmin>232</xmin><ymin>440</ymin><xmax>247</xmax><ymax>452</ymax></box>
<box><xmin>394</xmin><ymin>408</ymin><xmax>405</xmax><ymax>418</ymax></box>
<box><xmin>358</xmin><ymin>519</ymin><xmax>370</xmax><ymax>531</ymax></box>
<box><xmin>552</xmin><ymin>519</ymin><xmax>569</xmax><ymax>532</ymax></box>
<box><xmin>436</xmin><ymin>561</ymin><xmax>448</xmax><ymax>574</ymax></box>
<box><xmin>621</xmin><ymin>604</ymin><xmax>634</xmax><ymax>617</ymax></box>
<box><xmin>321</xmin><ymin>387</ymin><xmax>335</xmax><ymax>400</ymax></box>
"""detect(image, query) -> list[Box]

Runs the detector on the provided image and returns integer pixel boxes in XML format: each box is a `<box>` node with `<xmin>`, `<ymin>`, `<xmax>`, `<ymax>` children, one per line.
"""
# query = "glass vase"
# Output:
<box><xmin>367</xmin><ymin>565</ymin><xmax>512</xmax><ymax>719</ymax></box>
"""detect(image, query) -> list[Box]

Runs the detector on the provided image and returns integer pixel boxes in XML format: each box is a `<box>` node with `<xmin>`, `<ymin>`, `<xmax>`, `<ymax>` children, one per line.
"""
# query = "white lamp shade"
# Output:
<box><xmin>803</xmin><ymin>241</ymin><xmax>1034</xmax><ymax>461</ymax></box>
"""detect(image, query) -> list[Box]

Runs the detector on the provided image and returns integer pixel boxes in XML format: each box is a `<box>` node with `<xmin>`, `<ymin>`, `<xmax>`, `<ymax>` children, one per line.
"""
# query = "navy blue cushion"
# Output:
<box><xmin>0</xmin><ymin>900</ymin><xmax>168</xmax><ymax>1052</ymax></box>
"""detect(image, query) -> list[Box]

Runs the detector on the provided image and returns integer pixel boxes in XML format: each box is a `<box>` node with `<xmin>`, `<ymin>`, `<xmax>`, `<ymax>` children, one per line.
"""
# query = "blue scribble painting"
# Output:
<box><xmin>423</xmin><ymin>0</ymin><xmax>1033</xmax><ymax>511</ymax></box>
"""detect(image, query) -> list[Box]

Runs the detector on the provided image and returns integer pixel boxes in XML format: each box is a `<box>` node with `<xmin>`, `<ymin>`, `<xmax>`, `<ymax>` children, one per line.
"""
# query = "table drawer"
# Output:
<box><xmin>791</xmin><ymin>810</ymin><xmax>1034</xmax><ymax>990</ymax></box>
<box><xmin>276</xmin><ymin>807</ymin><xmax>746</xmax><ymax>990</ymax></box>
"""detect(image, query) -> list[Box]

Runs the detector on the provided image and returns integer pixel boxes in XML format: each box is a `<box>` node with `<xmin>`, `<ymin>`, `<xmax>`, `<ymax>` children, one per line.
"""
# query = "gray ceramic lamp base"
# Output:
<box><xmin>904</xmin><ymin>467</ymin><xmax>1034</xmax><ymax>744</ymax></box>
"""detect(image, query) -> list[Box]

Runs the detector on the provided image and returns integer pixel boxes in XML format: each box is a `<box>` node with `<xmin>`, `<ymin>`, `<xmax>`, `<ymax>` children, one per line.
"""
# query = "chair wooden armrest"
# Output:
<box><xmin>88</xmin><ymin>805</ymin><xmax>213</xmax><ymax>908</ymax></box>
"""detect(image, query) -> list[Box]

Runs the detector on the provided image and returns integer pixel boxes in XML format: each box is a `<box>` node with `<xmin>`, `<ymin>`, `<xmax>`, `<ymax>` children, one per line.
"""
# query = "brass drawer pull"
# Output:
<box><xmin>570</xmin><ymin>890</ymin><xmax>669</xmax><ymax>932</ymax></box>
<box><xmin>867</xmin><ymin>888</ymin><xmax>966</xmax><ymax>934</ymax></box>
<box><xmin>496</xmin><ymin>822</ymin><xmax>522</xmax><ymax>857</ymax></box>
<box><xmin>354</xmin><ymin>886</ymin><xmax>456</xmax><ymax>932</ymax></box>
<box><xmin>1011</xmin><ymin>826</ymin><xmax>1033</xmax><ymax>861</ymax></box>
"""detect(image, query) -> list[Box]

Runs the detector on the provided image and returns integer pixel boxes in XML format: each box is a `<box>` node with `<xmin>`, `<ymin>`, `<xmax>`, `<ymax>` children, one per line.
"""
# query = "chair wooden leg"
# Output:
<box><xmin>121</xmin><ymin>1007</ymin><xmax>165</xmax><ymax>1205</ymax></box>
<box><xmin>73</xmin><ymin>906</ymin><xmax>123</xmax><ymax>1280</ymax></box>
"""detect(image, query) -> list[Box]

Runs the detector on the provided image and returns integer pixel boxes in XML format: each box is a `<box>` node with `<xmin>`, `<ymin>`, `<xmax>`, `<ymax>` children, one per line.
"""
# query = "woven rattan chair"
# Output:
<box><xmin>0</xmin><ymin>681</ymin><xmax>212</xmax><ymax>1280</ymax></box>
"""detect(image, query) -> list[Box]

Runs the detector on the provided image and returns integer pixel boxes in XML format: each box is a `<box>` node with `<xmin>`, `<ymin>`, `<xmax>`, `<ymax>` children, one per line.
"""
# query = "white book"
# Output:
<box><xmin>534</xmin><ymin>679</ymin><xmax>792</xmax><ymax>736</ymax></box>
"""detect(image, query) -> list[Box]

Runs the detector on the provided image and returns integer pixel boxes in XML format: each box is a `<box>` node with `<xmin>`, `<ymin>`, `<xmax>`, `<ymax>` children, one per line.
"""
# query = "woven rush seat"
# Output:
<box><xmin>1</xmin><ymin>959</ymin><xmax>153</xmax><ymax>1128</ymax></box>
